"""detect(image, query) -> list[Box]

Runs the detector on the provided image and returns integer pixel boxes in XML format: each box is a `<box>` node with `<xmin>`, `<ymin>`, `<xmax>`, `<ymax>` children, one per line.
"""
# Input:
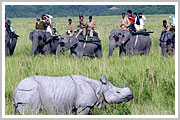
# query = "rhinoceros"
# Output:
<box><xmin>13</xmin><ymin>75</ymin><xmax>133</xmax><ymax>115</ymax></box>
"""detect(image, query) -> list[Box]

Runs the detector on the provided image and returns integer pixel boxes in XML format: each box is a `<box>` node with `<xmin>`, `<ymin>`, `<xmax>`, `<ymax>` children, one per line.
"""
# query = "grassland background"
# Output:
<box><xmin>5</xmin><ymin>15</ymin><xmax>175</xmax><ymax>115</ymax></box>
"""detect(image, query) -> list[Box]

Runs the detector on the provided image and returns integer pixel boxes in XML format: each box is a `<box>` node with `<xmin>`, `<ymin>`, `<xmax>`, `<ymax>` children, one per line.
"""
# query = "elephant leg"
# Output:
<box><xmin>144</xmin><ymin>48</ymin><xmax>150</xmax><ymax>55</ymax></box>
<box><xmin>5</xmin><ymin>46</ymin><xmax>10</xmax><ymax>56</ymax></box>
<box><xmin>29</xmin><ymin>39</ymin><xmax>39</xmax><ymax>56</ymax></box>
<box><xmin>119</xmin><ymin>46</ymin><xmax>125</xmax><ymax>56</ymax></box>
<box><xmin>95</xmin><ymin>46</ymin><xmax>102</xmax><ymax>58</ymax></box>
<box><xmin>5</xmin><ymin>35</ymin><xmax>10</xmax><ymax>56</ymax></box>
<box><xmin>76</xmin><ymin>47</ymin><xmax>84</xmax><ymax>58</ymax></box>
<box><xmin>108</xmin><ymin>39</ymin><xmax>116</xmax><ymax>57</ymax></box>
<box><xmin>161</xmin><ymin>46</ymin><xmax>168</xmax><ymax>56</ymax></box>
<box><xmin>10</xmin><ymin>37</ymin><xmax>17</xmax><ymax>55</ymax></box>
<box><xmin>56</xmin><ymin>44</ymin><xmax>63</xmax><ymax>56</ymax></box>
<box><xmin>43</xmin><ymin>44</ymin><xmax>51</xmax><ymax>55</ymax></box>
<box><xmin>95</xmin><ymin>49</ymin><xmax>102</xmax><ymax>58</ymax></box>
<box><xmin>77</xmin><ymin>107</ymin><xmax>91</xmax><ymax>115</ymax></box>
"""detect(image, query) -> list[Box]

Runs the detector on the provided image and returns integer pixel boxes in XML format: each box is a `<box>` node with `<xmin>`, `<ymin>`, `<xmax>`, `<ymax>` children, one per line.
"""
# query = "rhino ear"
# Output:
<box><xmin>100</xmin><ymin>74</ymin><xmax>107</xmax><ymax>84</ymax></box>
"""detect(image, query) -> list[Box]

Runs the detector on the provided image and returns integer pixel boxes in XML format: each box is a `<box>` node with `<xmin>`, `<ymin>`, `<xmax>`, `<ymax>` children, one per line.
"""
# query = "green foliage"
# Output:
<box><xmin>5</xmin><ymin>5</ymin><xmax>175</xmax><ymax>18</ymax></box>
<box><xmin>5</xmin><ymin>15</ymin><xmax>175</xmax><ymax>115</ymax></box>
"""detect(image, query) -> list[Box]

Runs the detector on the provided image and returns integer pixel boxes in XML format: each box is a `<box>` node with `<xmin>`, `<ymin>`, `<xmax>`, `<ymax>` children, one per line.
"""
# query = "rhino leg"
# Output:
<box><xmin>77</xmin><ymin>107</ymin><xmax>91</xmax><ymax>115</ymax></box>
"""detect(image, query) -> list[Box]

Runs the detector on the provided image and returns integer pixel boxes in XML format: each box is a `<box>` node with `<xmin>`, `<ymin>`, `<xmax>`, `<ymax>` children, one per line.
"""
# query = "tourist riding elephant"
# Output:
<box><xmin>13</xmin><ymin>74</ymin><xmax>133</xmax><ymax>115</ymax></box>
<box><xmin>108</xmin><ymin>29</ymin><xmax>151</xmax><ymax>56</ymax></box>
<box><xmin>158</xmin><ymin>31</ymin><xmax>175</xmax><ymax>56</ymax></box>
<box><xmin>56</xmin><ymin>34</ymin><xmax>102</xmax><ymax>58</ymax></box>
<box><xmin>5</xmin><ymin>32</ymin><xmax>19</xmax><ymax>56</ymax></box>
<box><xmin>29</xmin><ymin>29</ymin><xmax>59</xmax><ymax>56</ymax></box>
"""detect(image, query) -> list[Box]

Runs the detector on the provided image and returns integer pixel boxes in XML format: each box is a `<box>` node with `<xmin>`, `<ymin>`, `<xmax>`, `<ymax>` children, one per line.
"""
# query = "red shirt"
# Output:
<box><xmin>128</xmin><ymin>16</ymin><xmax>135</xmax><ymax>25</ymax></box>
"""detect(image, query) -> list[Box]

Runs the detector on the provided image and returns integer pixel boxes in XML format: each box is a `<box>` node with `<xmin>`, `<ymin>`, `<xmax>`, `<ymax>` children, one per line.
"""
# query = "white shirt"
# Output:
<box><xmin>139</xmin><ymin>15</ymin><xmax>146</xmax><ymax>30</ymax></box>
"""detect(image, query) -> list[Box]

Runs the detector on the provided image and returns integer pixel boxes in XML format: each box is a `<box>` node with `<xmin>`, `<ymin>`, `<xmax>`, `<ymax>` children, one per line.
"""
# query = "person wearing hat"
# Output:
<box><xmin>67</xmin><ymin>18</ymin><xmax>74</xmax><ymax>36</ymax></box>
<box><xmin>87</xmin><ymin>16</ymin><xmax>96</xmax><ymax>40</ymax></box>
<box><xmin>78</xmin><ymin>15</ymin><xmax>87</xmax><ymax>39</ymax></box>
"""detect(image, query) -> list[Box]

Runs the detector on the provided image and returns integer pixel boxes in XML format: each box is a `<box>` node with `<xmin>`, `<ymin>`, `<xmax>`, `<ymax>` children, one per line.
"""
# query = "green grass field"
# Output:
<box><xmin>5</xmin><ymin>15</ymin><xmax>175</xmax><ymax>115</ymax></box>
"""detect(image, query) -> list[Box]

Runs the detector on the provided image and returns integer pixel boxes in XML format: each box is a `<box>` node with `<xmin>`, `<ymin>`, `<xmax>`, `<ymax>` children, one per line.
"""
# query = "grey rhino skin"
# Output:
<box><xmin>108</xmin><ymin>29</ymin><xmax>151</xmax><ymax>56</ymax></box>
<box><xmin>5</xmin><ymin>34</ymin><xmax>18</xmax><ymax>56</ymax></box>
<box><xmin>29</xmin><ymin>29</ymin><xmax>59</xmax><ymax>56</ymax></box>
<box><xmin>56</xmin><ymin>34</ymin><xmax>102</xmax><ymax>58</ymax></box>
<box><xmin>158</xmin><ymin>31</ymin><xmax>175</xmax><ymax>56</ymax></box>
<box><xmin>13</xmin><ymin>75</ymin><xmax>133</xmax><ymax>115</ymax></box>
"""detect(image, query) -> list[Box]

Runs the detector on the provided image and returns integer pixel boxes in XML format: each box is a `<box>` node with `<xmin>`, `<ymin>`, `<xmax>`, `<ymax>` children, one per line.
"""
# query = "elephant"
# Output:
<box><xmin>29</xmin><ymin>29</ymin><xmax>59</xmax><ymax>56</ymax></box>
<box><xmin>5</xmin><ymin>32</ymin><xmax>19</xmax><ymax>56</ymax></box>
<box><xmin>158</xmin><ymin>31</ymin><xmax>175</xmax><ymax>56</ymax></box>
<box><xmin>56</xmin><ymin>33</ymin><xmax>102</xmax><ymax>58</ymax></box>
<box><xmin>108</xmin><ymin>29</ymin><xmax>152</xmax><ymax>56</ymax></box>
<box><xmin>13</xmin><ymin>74</ymin><xmax>133</xmax><ymax>115</ymax></box>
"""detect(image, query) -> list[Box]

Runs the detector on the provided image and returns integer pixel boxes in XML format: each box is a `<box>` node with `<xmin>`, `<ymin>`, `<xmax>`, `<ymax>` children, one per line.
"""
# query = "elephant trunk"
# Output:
<box><xmin>108</xmin><ymin>38</ymin><xmax>116</xmax><ymax>56</ymax></box>
<box><xmin>29</xmin><ymin>37</ymin><xmax>39</xmax><ymax>56</ymax></box>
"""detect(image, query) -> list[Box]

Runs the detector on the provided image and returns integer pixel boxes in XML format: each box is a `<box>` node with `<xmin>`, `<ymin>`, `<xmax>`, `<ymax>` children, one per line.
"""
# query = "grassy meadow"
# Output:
<box><xmin>5</xmin><ymin>15</ymin><xmax>175</xmax><ymax>115</ymax></box>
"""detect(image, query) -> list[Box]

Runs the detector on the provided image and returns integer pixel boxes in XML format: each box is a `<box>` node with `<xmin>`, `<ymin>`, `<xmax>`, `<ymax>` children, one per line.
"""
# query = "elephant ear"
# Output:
<box><xmin>43</xmin><ymin>32</ymin><xmax>52</xmax><ymax>42</ymax></box>
<box><xmin>70</xmin><ymin>36</ymin><xmax>78</xmax><ymax>47</ymax></box>
<box><xmin>29</xmin><ymin>32</ymin><xmax>33</xmax><ymax>41</ymax></box>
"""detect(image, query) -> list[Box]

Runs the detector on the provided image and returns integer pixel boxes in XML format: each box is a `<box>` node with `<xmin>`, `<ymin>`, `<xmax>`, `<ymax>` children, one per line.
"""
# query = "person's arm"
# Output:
<box><xmin>142</xmin><ymin>15</ymin><xmax>146</xmax><ymax>21</ymax></box>
<box><xmin>35</xmin><ymin>22</ymin><xmax>38</xmax><ymax>29</ymax></box>
<box><xmin>127</xmin><ymin>18</ymin><xmax>131</xmax><ymax>27</ymax></box>
<box><xmin>167</xmin><ymin>25</ymin><xmax>170</xmax><ymax>31</ymax></box>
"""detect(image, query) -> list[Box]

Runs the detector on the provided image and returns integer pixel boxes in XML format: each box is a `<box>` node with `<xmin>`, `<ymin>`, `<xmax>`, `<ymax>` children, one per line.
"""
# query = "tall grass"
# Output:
<box><xmin>5</xmin><ymin>15</ymin><xmax>175</xmax><ymax>115</ymax></box>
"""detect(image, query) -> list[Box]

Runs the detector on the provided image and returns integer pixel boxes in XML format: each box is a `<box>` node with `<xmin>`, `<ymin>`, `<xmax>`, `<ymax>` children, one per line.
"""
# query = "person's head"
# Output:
<box><xmin>138</xmin><ymin>13</ymin><xmax>143</xmax><ymax>18</ymax></box>
<box><xmin>122</xmin><ymin>13</ymin><xmax>125</xmax><ymax>18</ymax></box>
<box><xmin>89</xmin><ymin>16</ymin><xmax>92</xmax><ymax>21</ymax></box>
<box><xmin>127</xmin><ymin>10</ymin><xmax>132</xmax><ymax>16</ymax></box>
<box><xmin>79</xmin><ymin>15</ymin><xmax>84</xmax><ymax>21</ymax></box>
<box><xmin>42</xmin><ymin>14</ymin><xmax>46</xmax><ymax>20</ymax></box>
<box><xmin>37</xmin><ymin>18</ymin><xmax>40</xmax><ymax>21</ymax></box>
<box><xmin>68</xmin><ymin>18</ymin><xmax>72</xmax><ymax>24</ymax></box>
<box><xmin>163</xmin><ymin>20</ymin><xmax>167</xmax><ymax>26</ymax></box>
<box><xmin>133</xmin><ymin>12</ymin><xmax>137</xmax><ymax>18</ymax></box>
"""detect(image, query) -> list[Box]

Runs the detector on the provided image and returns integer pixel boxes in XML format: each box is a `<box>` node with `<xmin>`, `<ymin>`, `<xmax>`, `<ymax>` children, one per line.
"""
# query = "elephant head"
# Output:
<box><xmin>100</xmin><ymin>75</ymin><xmax>133</xmax><ymax>104</ymax></box>
<box><xmin>161</xmin><ymin>31</ymin><xmax>174</xmax><ymax>46</ymax></box>
<box><xmin>60</xmin><ymin>34</ymin><xmax>78</xmax><ymax>51</ymax></box>
<box><xmin>29</xmin><ymin>32</ymin><xmax>33</xmax><ymax>41</ymax></box>
<box><xmin>120</xmin><ymin>30</ymin><xmax>132</xmax><ymax>45</ymax></box>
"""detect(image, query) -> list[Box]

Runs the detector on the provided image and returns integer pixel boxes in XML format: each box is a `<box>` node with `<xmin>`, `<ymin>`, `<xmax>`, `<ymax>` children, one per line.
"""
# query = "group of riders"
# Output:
<box><xmin>34</xmin><ymin>13</ymin><xmax>96</xmax><ymax>41</ymax></box>
<box><xmin>119</xmin><ymin>10</ymin><xmax>146</xmax><ymax>32</ymax></box>
<box><xmin>5</xmin><ymin>9</ymin><xmax>175</xmax><ymax>56</ymax></box>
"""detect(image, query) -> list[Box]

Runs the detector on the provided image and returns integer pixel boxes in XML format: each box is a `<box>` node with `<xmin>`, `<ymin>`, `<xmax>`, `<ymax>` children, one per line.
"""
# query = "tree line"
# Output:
<box><xmin>5</xmin><ymin>5</ymin><xmax>175</xmax><ymax>18</ymax></box>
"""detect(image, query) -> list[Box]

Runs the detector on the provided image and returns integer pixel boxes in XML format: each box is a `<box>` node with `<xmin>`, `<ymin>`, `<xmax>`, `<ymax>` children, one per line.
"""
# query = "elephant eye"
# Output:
<box><xmin>117</xmin><ymin>91</ymin><xmax>120</xmax><ymax>94</ymax></box>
